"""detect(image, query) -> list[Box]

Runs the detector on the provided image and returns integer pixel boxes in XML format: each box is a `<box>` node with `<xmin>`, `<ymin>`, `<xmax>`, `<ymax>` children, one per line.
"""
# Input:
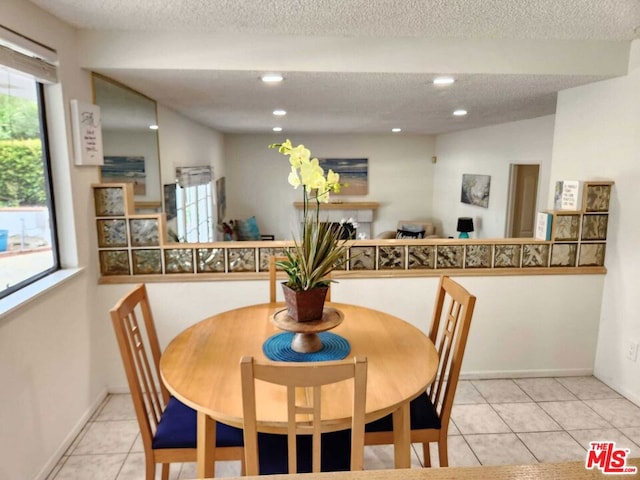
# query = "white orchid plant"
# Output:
<box><xmin>269</xmin><ymin>139</ymin><xmax>351</xmax><ymax>291</ymax></box>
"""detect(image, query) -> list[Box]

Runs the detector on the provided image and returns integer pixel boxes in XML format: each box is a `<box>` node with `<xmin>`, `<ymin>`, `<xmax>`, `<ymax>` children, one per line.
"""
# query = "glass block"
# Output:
<box><xmin>494</xmin><ymin>244</ymin><xmax>521</xmax><ymax>268</ymax></box>
<box><xmin>228</xmin><ymin>248</ymin><xmax>256</xmax><ymax>272</ymax></box>
<box><xmin>332</xmin><ymin>251</ymin><xmax>348</xmax><ymax>271</ymax></box>
<box><xmin>378</xmin><ymin>246</ymin><xmax>405</xmax><ymax>270</ymax></box>
<box><xmin>165</xmin><ymin>248</ymin><xmax>194</xmax><ymax>273</ymax></box>
<box><xmin>579</xmin><ymin>243</ymin><xmax>606</xmax><ymax>267</ymax></box>
<box><xmin>94</xmin><ymin>187</ymin><xmax>125</xmax><ymax>216</ymax></box>
<box><xmin>97</xmin><ymin>219</ymin><xmax>128</xmax><ymax>247</ymax></box>
<box><xmin>584</xmin><ymin>184</ymin><xmax>611</xmax><ymax>212</ymax></box>
<box><xmin>99</xmin><ymin>250</ymin><xmax>130</xmax><ymax>275</ymax></box>
<box><xmin>349</xmin><ymin>246</ymin><xmax>375</xmax><ymax>270</ymax></box>
<box><xmin>129</xmin><ymin>218</ymin><xmax>160</xmax><ymax>246</ymax></box>
<box><xmin>554</xmin><ymin>214</ymin><xmax>580</xmax><ymax>241</ymax></box>
<box><xmin>465</xmin><ymin>244</ymin><xmax>491</xmax><ymax>268</ymax></box>
<box><xmin>581</xmin><ymin>214</ymin><xmax>608</xmax><ymax>240</ymax></box>
<box><xmin>550</xmin><ymin>243</ymin><xmax>577</xmax><ymax>267</ymax></box>
<box><xmin>259</xmin><ymin>247</ymin><xmax>289</xmax><ymax>272</ymax></box>
<box><xmin>408</xmin><ymin>245</ymin><xmax>435</xmax><ymax>269</ymax></box>
<box><xmin>436</xmin><ymin>245</ymin><xmax>463</xmax><ymax>269</ymax></box>
<box><xmin>197</xmin><ymin>248</ymin><xmax>225</xmax><ymax>273</ymax></box>
<box><xmin>522</xmin><ymin>244</ymin><xmax>549</xmax><ymax>267</ymax></box>
<box><xmin>132</xmin><ymin>249</ymin><xmax>162</xmax><ymax>274</ymax></box>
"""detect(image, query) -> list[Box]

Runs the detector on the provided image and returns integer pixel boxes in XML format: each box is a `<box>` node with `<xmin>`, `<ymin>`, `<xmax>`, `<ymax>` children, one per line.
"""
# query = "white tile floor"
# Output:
<box><xmin>48</xmin><ymin>376</ymin><xmax>640</xmax><ymax>479</ymax></box>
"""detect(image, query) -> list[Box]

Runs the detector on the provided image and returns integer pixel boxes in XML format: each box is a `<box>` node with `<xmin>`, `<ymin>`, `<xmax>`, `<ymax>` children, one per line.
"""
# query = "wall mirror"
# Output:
<box><xmin>92</xmin><ymin>73</ymin><xmax>162</xmax><ymax>211</ymax></box>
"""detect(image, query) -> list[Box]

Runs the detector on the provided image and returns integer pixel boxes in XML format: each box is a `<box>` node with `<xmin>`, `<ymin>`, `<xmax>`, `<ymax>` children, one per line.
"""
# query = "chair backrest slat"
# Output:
<box><xmin>269</xmin><ymin>256</ymin><xmax>288</xmax><ymax>303</ymax></box>
<box><xmin>110</xmin><ymin>284</ymin><xmax>166</xmax><ymax>451</ymax></box>
<box><xmin>426</xmin><ymin>276</ymin><xmax>476</xmax><ymax>425</ymax></box>
<box><xmin>241</xmin><ymin>356</ymin><xmax>367</xmax><ymax>475</ymax></box>
<box><xmin>269</xmin><ymin>255</ymin><xmax>331</xmax><ymax>303</ymax></box>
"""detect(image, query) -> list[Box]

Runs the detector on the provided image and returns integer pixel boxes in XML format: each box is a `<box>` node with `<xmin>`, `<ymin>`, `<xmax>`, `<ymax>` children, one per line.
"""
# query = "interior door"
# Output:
<box><xmin>508</xmin><ymin>164</ymin><xmax>540</xmax><ymax>238</ymax></box>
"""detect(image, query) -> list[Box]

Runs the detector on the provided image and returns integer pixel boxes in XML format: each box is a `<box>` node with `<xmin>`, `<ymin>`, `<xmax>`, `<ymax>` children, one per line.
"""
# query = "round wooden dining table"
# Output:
<box><xmin>160</xmin><ymin>302</ymin><xmax>438</xmax><ymax>478</ymax></box>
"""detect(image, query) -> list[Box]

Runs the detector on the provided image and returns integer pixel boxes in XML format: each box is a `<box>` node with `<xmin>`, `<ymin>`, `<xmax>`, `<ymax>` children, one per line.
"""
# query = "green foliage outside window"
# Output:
<box><xmin>0</xmin><ymin>139</ymin><xmax>45</xmax><ymax>207</ymax></box>
<box><xmin>0</xmin><ymin>92</ymin><xmax>40</xmax><ymax>140</ymax></box>
<box><xmin>0</xmin><ymin>92</ymin><xmax>45</xmax><ymax>207</ymax></box>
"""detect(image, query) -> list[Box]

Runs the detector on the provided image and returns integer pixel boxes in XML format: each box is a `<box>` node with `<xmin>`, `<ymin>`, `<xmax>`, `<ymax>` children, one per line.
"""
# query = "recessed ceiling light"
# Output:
<box><xmin>391</xmin><ymin>128</ymin><xmax>402</xmax><ymax>133</ymax></box>
<box><xmin>453</xmin><ymin>109</ymin><xmax>468</xmax><ymax>116</ymax></box>
<box><xmin>272</xmin><ymin>126</ymin><xmax>283</xmax><ymax>132</ymax></box>
<box><xmin>433</xmin><ymin>76</ymin><xmax>455</xmax><ymax>85</ymax></box>
<box><xmin>261</xmin><ymin>74</ymin><xmax>284</xmax><ymax>83</ymax></box>
<box><xmin>273</xmin><ymin>109</ymin><xmax>287</xmax><ymax>116</ymax></box>
<box><xmin>149</xmin><ymin>124</ymin><xmax>159</xmax><ymax>130</ymax></box>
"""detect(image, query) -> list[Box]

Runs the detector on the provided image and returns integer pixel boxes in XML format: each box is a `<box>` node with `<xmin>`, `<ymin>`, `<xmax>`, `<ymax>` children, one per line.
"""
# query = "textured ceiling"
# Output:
<box><xmin>29</xmin><ymin>0</ymin><xmax>640</xmax><ymax>40</ymax></box>
<box><xmin>29</xmin><ymin>0</ymin><xmax>640</xmax><ymax>134</ymax></box>
<box><xmin>104</xmin><ymin>69</ymin><xmax>606</xmax><ymax>134</ymax></box>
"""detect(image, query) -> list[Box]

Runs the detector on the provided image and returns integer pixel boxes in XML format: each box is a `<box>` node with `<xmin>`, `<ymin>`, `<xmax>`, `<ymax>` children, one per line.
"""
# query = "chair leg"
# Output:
<box><xmin>161</xmin><ymin>463</ymin><xmax>170</xmax><ymax>480</ymax></box>
<box><xmin>422</xmin><ymin>442</ymin><xmax>431</xmax><ymax>467</ymax></box>
<box><xmin>145</xmin><ymin>457</ymin><xmax>156</xmax><ymax>480</ymax></box>
<box><xmin>438</xmin><ymin>438</ymin><xmax>448</xmax><ymax>468</ymax></box>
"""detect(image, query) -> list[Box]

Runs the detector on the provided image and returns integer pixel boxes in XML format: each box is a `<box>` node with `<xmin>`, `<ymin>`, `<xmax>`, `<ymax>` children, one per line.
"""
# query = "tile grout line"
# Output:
<box><xmin>52</xmin><ymin>378</ymin><xmax>638</xmax><ymax>478</ymax></box>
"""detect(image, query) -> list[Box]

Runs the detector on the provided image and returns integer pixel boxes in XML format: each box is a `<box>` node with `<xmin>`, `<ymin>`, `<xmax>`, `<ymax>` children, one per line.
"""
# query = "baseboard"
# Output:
<box><xmin>459</xmin><ymin>367</ymin><xmax>593</xmax><ymax>380</ymax></box>
<box><xmin>593</xmin><ymin>376</ymin><xmax>640</xmax><ymax>408</ymax></box>
<box><xmin>108</xmin><ymin>385</ymin><xmax>131</xmax><ymax>394</ymax></box>
<box><xmin>34</xmin><ymin>388</ymin><xmax>108</xmax><ymax>480</ymax></box>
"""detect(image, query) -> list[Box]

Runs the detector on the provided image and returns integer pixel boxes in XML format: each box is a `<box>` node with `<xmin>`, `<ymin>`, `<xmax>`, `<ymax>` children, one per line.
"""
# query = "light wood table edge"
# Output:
<box><xmin>194</xmin><ymin>458</ymin><xmax>640</xmax><ymax>480</ymax></box>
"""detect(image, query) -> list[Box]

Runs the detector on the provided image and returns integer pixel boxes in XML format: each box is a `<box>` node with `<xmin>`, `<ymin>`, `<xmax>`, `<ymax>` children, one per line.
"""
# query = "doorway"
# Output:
<box><xmin>506</xmin><ymin>164</ymin><xmax>540</xmax><ymax>238</ymax></box>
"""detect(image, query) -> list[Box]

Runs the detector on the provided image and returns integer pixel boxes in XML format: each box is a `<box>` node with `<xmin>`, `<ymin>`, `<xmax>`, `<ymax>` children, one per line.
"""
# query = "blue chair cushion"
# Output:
<box><xmin>365</xmin><ymin>391</ymin><xmax>441</xmax><ymax>433</ymax></box>
<box><xmin>152</xmin><ymin>397</ymin><xmax>244</xmax><ymax>449</ymax></box>
<box><xmin>256</xmin><ymin>429</ymin><xmax>352</xmax><ymax>475</ymax></box>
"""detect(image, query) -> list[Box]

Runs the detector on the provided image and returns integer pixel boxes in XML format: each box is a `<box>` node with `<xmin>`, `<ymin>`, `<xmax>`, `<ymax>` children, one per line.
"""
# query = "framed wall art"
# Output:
<box><xmin>461</xmin><ymin>173</ymin><xmax>491</xmax><ymax>208</ymax></box>
<box><xmin>101</xmin><ymin>156</ymin><xmax>146</xmax><ymax>195</ymax></box>
<box><xmin>70</xmin><ymin>99</ymin><xmax>104</xmax><ymax>166</ymax></box>
<box><xmin>318</xmin><ymin>158</ymin><xmax>368</xmax><ymax>195</ymax></box>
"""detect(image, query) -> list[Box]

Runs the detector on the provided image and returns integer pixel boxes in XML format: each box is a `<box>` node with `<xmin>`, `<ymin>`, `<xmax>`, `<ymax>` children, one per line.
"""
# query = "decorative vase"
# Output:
<box><xmin>281</xmin><ymin>283</ymin><xmax>328</xmax><ymax>322</ymax></box>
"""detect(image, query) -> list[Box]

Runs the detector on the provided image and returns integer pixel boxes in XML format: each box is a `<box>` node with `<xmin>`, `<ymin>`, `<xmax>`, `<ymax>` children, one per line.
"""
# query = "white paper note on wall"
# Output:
<box><xmin>70</xmin><ymin>99</ymin><xmax>104</xmax><ymax>166</ymax></box>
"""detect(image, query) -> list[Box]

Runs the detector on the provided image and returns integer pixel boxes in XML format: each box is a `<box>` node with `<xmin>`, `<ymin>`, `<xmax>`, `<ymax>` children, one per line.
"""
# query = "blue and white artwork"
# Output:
<box><xmin>318</xmin><ymin>158</ymin><xmax>368</xmax><ymax>195</ymax></box>
<box><xmin>101</xmin><ymin>156</ymin><xmax>146</xmax><ymax>195</ymax></box>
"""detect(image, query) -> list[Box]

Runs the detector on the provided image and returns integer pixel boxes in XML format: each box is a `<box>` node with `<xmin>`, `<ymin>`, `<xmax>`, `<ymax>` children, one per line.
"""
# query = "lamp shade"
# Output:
<box><xmin>456</xmin><ymin>217</ymin><xmax>474</xmax><ymax>233</ymax></box>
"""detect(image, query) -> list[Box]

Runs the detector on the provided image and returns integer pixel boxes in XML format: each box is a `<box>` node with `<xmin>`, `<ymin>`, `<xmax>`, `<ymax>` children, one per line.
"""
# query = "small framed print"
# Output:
<box><xmin>70</xmin><ymin>99</ymin><xmax>104</xmax><ymax>166</ymax></box>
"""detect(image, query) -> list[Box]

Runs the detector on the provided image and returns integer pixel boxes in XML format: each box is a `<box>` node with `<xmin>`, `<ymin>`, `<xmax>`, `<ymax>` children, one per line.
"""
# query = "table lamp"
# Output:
<box><xmin>456</xmin><ymin>217</ymin><xmax>474</xmax><ymax>238</ymax></box>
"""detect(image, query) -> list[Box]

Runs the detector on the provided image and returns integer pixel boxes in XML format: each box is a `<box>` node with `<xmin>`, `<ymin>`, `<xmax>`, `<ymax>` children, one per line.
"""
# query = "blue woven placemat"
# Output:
<box><xmin>263</xmin><ymin>332</ymin><xmax>351</xmax><ymax>362</ymax></box>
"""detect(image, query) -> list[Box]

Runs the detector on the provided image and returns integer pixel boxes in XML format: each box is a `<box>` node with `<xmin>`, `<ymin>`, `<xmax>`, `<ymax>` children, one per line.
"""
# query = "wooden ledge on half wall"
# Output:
<box><xmin>293</xmin><ymin>201</ymin><xmax>380</xmax><ymax>210</ymax></box>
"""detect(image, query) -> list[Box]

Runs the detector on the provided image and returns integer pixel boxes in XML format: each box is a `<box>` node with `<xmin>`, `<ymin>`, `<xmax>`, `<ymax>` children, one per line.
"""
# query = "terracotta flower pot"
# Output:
<box><xmin>281</xmin><ymin>283</ymin><xmax>328</xmax><ymax>322</ymax></box>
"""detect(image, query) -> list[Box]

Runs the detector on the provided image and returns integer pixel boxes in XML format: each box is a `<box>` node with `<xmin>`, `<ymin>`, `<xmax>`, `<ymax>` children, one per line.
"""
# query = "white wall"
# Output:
<box><xmin>157</xmin><ymin>106</ymin><xmax>226</xmax><ymax>230</ymax></box>
<box><xmin>157</xmin><ymin>105</ymin><xmax>226</xmax><ymax>186</ymax></box>
<box><xmin>223</xmin><ymin>134</ymin><xmax>436</xmax><ymax>239</ymax></box>
<box><xmin>102</xmin><ymin>129</ymin><xmax>161</xmax><ymax>203</ymax></box>
<box><xmin>0</xmin><ymin>2</ymin><xmax>106</xmax><ymax>480</ymax></box>
<box><xmin>550</xmin><ymin>42</ymin><xmax>640</xmax><ymax>405</ymax></box>
<box><xmin>433</xmin><ymin>115</ymin><xmax>554</xmax><ymax>238</ymax></box>
<box><xmin>98</xmin><ymin>274</ymin><xmax>604</xmax><ymax>391</ymax></box>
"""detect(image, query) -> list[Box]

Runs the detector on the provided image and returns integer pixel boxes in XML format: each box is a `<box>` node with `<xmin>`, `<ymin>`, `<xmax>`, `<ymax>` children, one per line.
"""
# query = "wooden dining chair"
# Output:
<box><xmin>364</xmin><ymin>275</ymin><xmax>476</xmax><ymax>468</ymax></box>
<box><xmin>270</xmin><ymin>255</ymin><xmax>332</xmax><ymax>303</ymax></box>
<box><xmin>240</xmin><ymin>356</ymin><xmax>367</xmax><ymax>475</ymax></box>
<box><xmin>110</xmin><ymin>284</ymin><xmax>244</xmax><ymax>480</ymax></box>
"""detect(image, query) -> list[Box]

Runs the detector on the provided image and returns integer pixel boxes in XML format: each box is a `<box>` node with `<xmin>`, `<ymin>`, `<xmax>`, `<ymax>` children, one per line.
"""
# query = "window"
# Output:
<box><xmin>176</xmin><ymin>182</ymin><xmax>214</xmax><ymax>243</ymax></box>
<box><xmin>173</xmin><ymin>166</ymin><xmax>214</xmax><ymax>243</ymax></box>
<box><xmin>0</xmin><ymin>33</ymin><xmax>59</xmax><ymax>299</ymax></box>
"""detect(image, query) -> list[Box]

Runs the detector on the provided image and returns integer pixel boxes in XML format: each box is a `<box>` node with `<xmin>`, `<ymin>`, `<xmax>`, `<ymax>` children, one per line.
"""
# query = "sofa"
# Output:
<box><xmin>376</xmin><ymin>220</ymin><xmax>439</xmax><ymax>239</ymax></box>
